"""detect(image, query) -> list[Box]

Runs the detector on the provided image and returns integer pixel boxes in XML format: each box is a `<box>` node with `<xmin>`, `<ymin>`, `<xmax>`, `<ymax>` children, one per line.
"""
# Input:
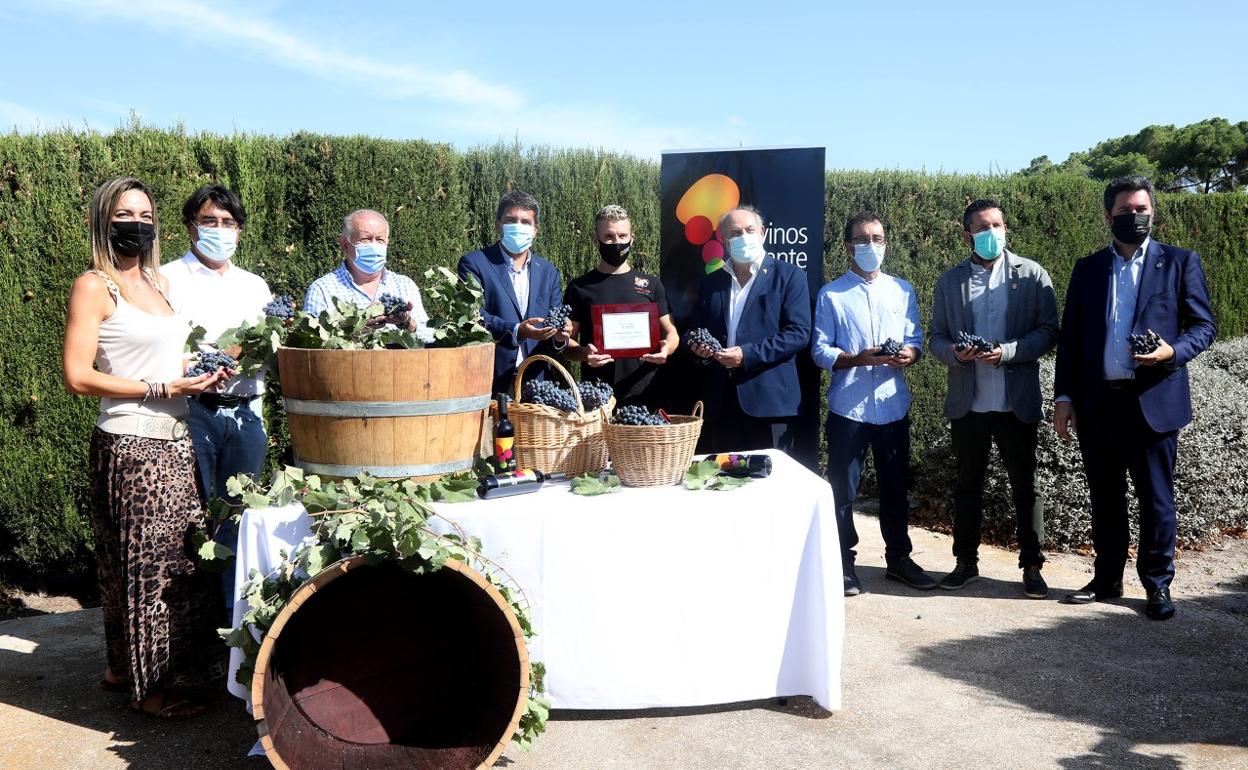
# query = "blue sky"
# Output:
<box><xmin>2</xmin><ymin>0</ymin><xmax>1245</xmax><ymax>172</ymax></box>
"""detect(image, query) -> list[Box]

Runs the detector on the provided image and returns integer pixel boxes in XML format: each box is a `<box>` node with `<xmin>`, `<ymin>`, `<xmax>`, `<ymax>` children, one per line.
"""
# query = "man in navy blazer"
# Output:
<box><xmin>457</xmin><ymin>190</ymin><xmax>566</xmax><ymax>397</ymax></box>
<box><xmin>689</xmin><ymin>206</ymin><xmax>812</xmax><ymax>454</ymax></box>
<box><xmin>1054</xmin><ymin>175</ymin><xmax>1216</xmax><ymax>620</ymax></box>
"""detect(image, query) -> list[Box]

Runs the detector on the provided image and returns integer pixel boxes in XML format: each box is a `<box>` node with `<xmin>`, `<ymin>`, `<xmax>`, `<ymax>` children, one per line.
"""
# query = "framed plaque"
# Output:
<box><xmin>591</xmin><ymin>302</ymin><xmax>660</xmax><ymax>358</ymax></box>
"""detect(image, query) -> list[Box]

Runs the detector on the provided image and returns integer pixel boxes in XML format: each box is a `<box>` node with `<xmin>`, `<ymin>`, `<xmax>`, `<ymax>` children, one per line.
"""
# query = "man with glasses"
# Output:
<box><xmin>161</xmin><ymin>184</ymin><xmax>272</xmax><ymax>606</ymax></box>
<box><xmin>813</xmin><ymin>211</ymin><xmax>933</xmax><ymax>596</ymax></box>
<box><xmin>303</xmin><ymin>208</ymin><xmax>434</xmax><ymax>341</ymax></box>
<box><xmin>929</xmin><ymin>199</ymin><xmax>1059</xmax><ymax>598</ymax></box>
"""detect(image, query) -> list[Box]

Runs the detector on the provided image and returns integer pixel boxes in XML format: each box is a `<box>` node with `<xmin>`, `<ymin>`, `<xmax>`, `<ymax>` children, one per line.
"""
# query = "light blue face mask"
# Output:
<box><xmin>727</xmin><ymin>233</ymin><xmax>765</xmax><ymax>264</ymax></box>
<box><xmin>501</xmin><ymin>223</ymin><xmax>535</xmax><ymax>254</ymax></box>
<box><xmin>195</xmin><ymin>226</ymin><xmax>238</xmax><ymax>263</ymax></box>
<box><xmin>972</xmin><ymin>227</ymin><xmax>1005</xmax><ymax>261</ymax></box>
<box><xmin>852</xmin><ymin>242</ymin><xmax>885</xmax><ymax>272</ymax></box>
<box><xmin>353</xmin><ymin>242</ymin><xmax>387</xmax><ymax>274</ymax></box>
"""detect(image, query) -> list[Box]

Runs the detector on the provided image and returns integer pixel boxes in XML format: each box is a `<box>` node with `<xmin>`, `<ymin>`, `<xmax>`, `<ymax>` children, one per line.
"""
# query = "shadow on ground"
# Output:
<box><xmin>0</xmin><ymin>608</ymin><xmax>258</xmax><ymax>769</ymax></box>
<box><xmin>910</xmin><ymin>581</ymin><xmax>1248</xmax><ymax>769</ymax></box>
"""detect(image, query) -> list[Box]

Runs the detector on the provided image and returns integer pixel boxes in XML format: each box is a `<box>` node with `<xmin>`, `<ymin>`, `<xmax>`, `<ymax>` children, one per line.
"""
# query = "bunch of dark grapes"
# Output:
<box><xmin>611</xmin><ymin>404</ymin><xmax>668</xmax><ymax>426</ymax></box>
<box><xmin>688</xmin><ymin>327</ymin><xmax>723</xmax><ymax>353</ymax></box>
<box><xmin>538</xmin><ymin>304</ymin><xmax>572</xmax><ymax>330</ymax></box>
<box><xmin>876</xmin><ymin>338</ymin><xmax>903</xmax><ymax>357</ymax></box>
<box><xmin>955</xmin><ymin>331</ymin><xmax>994</xmax><ymax>354</ymax></box>
<box><xmin>263</xmin><ymin>295</ymin><xmax>296</xmax><ymax>321</ymax></box>
<box><xmin>186</xmin><ymin>349</ymin><xmax>238</xmax><ymax>377</ymax></box>
<box><xmin>577</xmin><ymin>380</ymin><xmax>614</xmax><ymax>410</ymax></box>
<box><xmin>1128</xmin><ymin>330</ymin><xmax>1162</xmax><ymax>355</ymax></box>
<box><xmin>378</xmin><ymin>293</ymin><xmax>408</xmax><ymax>317</ymax></box>
<box><xmin>522</xmin><ymin>379</ymin><xmax>578</xmax><ymax>412</ymax></box>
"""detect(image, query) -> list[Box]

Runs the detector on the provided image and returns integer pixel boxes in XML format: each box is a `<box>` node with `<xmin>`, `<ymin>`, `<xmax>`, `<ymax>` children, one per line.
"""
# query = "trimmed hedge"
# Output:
<box><xmin>2</xmin><ymin>126</ymin><xmax>1246</xmax><ymax>579</ymax></box>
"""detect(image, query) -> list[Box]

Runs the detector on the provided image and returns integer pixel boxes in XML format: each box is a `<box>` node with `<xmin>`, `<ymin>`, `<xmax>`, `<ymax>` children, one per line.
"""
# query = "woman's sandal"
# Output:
<box><xmin>129</xmin><ymin>690</ymin><xmax>208</xmax><ymax>720</ymax></box>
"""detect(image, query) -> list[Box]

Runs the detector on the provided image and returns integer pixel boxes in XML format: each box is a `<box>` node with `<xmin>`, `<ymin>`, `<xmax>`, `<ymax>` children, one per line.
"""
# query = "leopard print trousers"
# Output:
<box><xmin>89</xmin><ymin>428</ymin><xmax>226</xmax><ymax>702</ymax></box>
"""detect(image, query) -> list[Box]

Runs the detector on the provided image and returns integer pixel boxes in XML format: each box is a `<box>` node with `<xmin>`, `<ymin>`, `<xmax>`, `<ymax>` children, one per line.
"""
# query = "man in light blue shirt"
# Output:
<box><xmin>303</xmin><ymin>209</ymin><xmax>434</xmax><ymax>343</ymax></box>
<box><xmin>813</xmin><ymin>212</ymin><xmax>934</xmax><ymax>596</ymax></box>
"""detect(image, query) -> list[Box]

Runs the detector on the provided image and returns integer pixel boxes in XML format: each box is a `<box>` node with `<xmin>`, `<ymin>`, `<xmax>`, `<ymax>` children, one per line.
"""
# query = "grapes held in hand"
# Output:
<box><xmin>538</xmin><ymin>304</ymin><xmax>572</xmax><ymax>331</ymax></box>
<box><xmin>610</xmin><ymin>404</ymin><xmax>668</xmax><ymax>426</ymax></box>
<box><xmin>186</xmin><ymin>349</ymin><xmax>238</xmax><ymax>377</ymax></box>
<box><xmin>876</xmin><ymin>338</ymin><xmax>903</xmax><ymax>357</ymax></box>
<box><xmin>1129</xmin><ymin>331</ymin><xmax>1162</xmax><ymax>355</ymax></box>
<box><xmin>955</xmin><ymin>331</ymin><xmax>994</xmax><ymax>354</ymax></box>
<box><xmin>378</xmin><ymin>293</ymin><xmax>408</xmax><ymax>317</ymax></box>
<box><xmin>263</xmin><ymin>295</ymin><xmax>296</xmax><ymax>320</ymax></box>
<box><xmin>688</xmin><ymin>328</ymin><xmax>723</xmax><ymax>353</ymax></box>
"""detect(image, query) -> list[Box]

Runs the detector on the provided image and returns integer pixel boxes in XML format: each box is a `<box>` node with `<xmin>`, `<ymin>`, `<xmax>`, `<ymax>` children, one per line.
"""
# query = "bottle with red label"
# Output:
<box><xmin>477</xmin><ymin>469</ymin><xmax>567</xmax><ymax>499</ymax></box>
<box><xmin>493</xmin><ymin>394</ymin><xmax>516</xmax><ymax>473</ymax></box>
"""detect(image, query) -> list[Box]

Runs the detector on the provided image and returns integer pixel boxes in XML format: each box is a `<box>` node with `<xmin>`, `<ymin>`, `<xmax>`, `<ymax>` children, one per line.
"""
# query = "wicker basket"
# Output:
<box><xmin>603</xmin><ymin>402</ymin><xmax>704</xmax><ymax>487</ymax></box>
<box><xmin>507</xmin><ymin>355</ymin><xmax>614</xmax><ymax>476</ymax></box>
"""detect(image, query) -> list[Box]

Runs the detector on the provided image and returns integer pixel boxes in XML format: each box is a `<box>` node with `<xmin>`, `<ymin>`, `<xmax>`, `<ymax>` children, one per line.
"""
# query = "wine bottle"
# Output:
<box><xmin>713</xmin><ymin>453</ymin><xmax>773</xmax><ymax>478</ymax></box>
<box><xmin>493</xmin><ymin>394</ymin><xmax>516</xmax><ymax>473</ymax></box>
<box><xmin>477</xmin><ymin>469</ymin><xmax>568</xmax><ymax>499</ymax></box>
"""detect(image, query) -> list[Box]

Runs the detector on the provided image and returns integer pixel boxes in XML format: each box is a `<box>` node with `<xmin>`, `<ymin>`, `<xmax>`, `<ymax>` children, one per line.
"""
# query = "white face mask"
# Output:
<box><xmin>727</xmin><ymin>233</ymin><xmax>765</xmax><ymax>264</ymax></box>
<box><xmin>195</xmin><ymin>226</ymin><xmax>238</xmax><ymax>263</ymax></box>
<box><xmin>853</xmin><ymin>242</ymin><xmax>885</xmax><ymax>272</ymax></box>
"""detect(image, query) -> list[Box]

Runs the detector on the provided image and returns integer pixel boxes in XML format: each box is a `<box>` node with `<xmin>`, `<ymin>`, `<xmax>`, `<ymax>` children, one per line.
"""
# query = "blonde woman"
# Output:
<box><xmin>63</xmin><ymin>178</ymin><xmax>231</xmax><ymax>719</ymax></box>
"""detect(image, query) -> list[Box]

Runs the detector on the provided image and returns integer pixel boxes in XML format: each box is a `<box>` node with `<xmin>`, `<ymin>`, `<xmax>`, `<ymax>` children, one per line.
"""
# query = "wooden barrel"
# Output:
<box><xmin>252</xmin><ymin>557</ymin><xmax>530</xmax><ymax>770</ymax></box>
<box><xmin>277</xmin><ymin>344</ymin><xmax>494</xmax><ymax>482</ymax></box>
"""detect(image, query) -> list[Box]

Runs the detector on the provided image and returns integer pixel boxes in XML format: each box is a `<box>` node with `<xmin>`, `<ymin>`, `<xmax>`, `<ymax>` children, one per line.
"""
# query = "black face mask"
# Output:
<box><xmin>597</xmin><ymin>240</ymin><xmax>632</xmax><ymax>267</ymax></box>
<box><xmin>1110</xmin><ymin>213</ymin><xmax>1151</xmax><ymax>246</ymax></box>
<box><xmin>109</xmin><ymin>221</ymin><xmax>157</xmax><ymax>257</ymax></box>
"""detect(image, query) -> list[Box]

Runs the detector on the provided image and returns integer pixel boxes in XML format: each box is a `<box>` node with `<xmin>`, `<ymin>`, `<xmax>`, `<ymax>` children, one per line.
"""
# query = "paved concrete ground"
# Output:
<box><xmin>2</xmin><ymin>515</ymin><xmax>1246</xmax><ymax>770</ymax></box>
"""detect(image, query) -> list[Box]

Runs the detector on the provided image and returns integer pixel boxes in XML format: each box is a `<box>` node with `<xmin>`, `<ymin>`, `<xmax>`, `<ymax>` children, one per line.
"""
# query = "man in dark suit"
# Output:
<box><xmin>1054</xmin><ymin>175</ymin><xmax>1217</xmax><ymax>620</ymax></box>
<box><xmin>688</xmin><ymin>206</ymin><xmax>812</xmax><ymax>454</ymax></box>
<box><xmin>457</xmin><ymin>190</ymin><xmax>566</xmax><ymax>396</ymax></box>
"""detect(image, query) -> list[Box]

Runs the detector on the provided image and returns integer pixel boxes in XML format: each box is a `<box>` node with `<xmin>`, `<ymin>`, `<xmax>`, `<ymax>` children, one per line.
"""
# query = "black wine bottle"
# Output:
<box><xmin>477</xmin><ymin>469</ymin><xmax>568</xmax><ymax>499</ymax></box>
<box><xmin>713</xmin><ymin>453</ymin><xmax>773</xmax><ymax>478</ymax></box>
<box><xmin>493</xmin><ymin>394</ymin><xmax>517</xmax><ymax>473</ymax></box>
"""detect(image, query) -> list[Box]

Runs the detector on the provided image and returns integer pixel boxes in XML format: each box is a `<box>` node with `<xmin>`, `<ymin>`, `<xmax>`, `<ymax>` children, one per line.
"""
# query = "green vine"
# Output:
<box><xmin>206</xmin><ymin>467</ymin><xmax>550</xmax><ymax>750</ymax></box>
<box><xmin>216</xmin><ymin>267</ymin><xmax>491</xmax><ymax>376</ymax></box>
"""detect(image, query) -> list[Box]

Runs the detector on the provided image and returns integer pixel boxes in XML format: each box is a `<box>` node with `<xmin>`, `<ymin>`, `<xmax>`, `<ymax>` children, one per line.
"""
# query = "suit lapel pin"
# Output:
<box><xmin>1156</xmin><ymin>262</ymin><xmax>1162</xmax><ymax>268</ymax></box>
<box><xmin>1011</xmin><ymin>282</ymin><xmax>1018</xmax><ymax>290</ymax></box>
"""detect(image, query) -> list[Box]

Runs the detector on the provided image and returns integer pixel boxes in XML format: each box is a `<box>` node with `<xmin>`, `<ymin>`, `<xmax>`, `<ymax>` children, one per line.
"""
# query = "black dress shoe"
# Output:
<box><xmin>1062</xmin><ymin>580</ymin><xmax>1124</xmax><ymax>604</ymax></box>
<box><xmin>1145</xmin><ymin>588</ymin><xmax>1176</xmax><ymax>620</ymax></box>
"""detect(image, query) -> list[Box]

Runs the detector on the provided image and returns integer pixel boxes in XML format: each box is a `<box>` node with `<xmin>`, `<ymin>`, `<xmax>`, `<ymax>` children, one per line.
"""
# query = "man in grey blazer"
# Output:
<box><xmin>929</xmin><ymin>199</ymin><xmax>1059</xmax><ymax>597</ymax></box>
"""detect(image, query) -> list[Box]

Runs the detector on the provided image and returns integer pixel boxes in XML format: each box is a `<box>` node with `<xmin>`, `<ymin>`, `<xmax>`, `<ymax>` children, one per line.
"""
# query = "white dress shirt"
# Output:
<box><xmin>506</xmin><ymin>253</ymin><xmax>533</xmax><ymax>366</ymax></box>
<box><xmin>724</xmin><ymin>259</ymin><xmax>761</xmax><ymax>347</ymax></box>
<box><xmin>160</xmin><ymin>252</ymin><xmax>271</xmax><ymax>397</ymax></box>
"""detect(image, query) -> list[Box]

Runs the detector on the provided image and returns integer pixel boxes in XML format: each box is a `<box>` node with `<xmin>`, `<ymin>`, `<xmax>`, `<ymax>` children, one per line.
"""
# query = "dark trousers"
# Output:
<box><xmin>950</xmin><ymin>411</ymin><xmax>1045</xmax><ymax>568</ymax></box>
<box><xmin>825</xmin><ymin>412</ymin><xmax>913</xmax><ymax>571</ymax></box>
<box><xmin>700</xmin><ymin>382</ymin><xmax>798</xmax><ymax>455</ymax></box>
<box><xmin>1077</xmin><ymin>387</ymin><xmax>1178</xmax><ymax>592</ymax></box>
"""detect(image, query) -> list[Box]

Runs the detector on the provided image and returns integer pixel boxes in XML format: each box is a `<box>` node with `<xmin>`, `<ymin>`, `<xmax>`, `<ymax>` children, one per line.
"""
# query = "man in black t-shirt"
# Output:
<box><xmin>564</xmin><ymin>204</ymin><xmax>680</xmax><ymax>407</ymax></box>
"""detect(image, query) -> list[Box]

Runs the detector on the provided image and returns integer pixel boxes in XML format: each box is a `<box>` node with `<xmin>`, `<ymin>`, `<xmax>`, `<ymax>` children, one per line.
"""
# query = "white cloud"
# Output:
<box><xmin>40</xmin><ymin>0</ymin><xmax>523</xmax><ymax>111</ymax></box>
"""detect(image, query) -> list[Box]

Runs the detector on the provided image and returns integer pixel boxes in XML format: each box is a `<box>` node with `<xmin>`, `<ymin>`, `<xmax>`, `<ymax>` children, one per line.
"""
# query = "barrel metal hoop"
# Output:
<box><xmin>292</xmin><ymin>457</ymin><xmax>475</xmax><ymax>477</ymax></box>
<box><xmin>283</xmin><ymin>394</ymin><xmax>490</xmax><ymax>418</ymax></box>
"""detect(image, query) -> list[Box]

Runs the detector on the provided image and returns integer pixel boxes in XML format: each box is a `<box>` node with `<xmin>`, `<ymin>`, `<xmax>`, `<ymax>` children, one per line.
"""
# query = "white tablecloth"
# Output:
<box><xmin>228</xmin><ymin>449</ymin><xmax>842</xmax><ymax>711</ymax></box>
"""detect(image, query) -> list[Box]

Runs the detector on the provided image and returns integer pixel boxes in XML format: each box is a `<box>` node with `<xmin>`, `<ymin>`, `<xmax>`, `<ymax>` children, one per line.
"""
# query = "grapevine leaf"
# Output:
<box><xmin>569</xmin><ymin>473</ymin><xmax>620</xmax><ymax>496</ymax></box>
<box><xmin>683</xmin><ymin>460</ymin><xmax>721</xmax><ymax>490</ymax></box>
<box><xmin>708</xmin><ymin>475</ymin><xmax>751</xmax><ymax>491</ymax></box>
<box><xmin>185</xmin><ymin>325</ymin><xmax>207</xmax><ymax>352</ymax></box>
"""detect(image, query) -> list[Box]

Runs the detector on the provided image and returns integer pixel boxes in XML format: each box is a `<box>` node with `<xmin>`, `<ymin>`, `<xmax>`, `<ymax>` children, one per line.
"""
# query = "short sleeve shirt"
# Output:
<box><xmin>564</xmin><ymin>268</ymin><xmax>670</xmax><ymax>407</ymax></box>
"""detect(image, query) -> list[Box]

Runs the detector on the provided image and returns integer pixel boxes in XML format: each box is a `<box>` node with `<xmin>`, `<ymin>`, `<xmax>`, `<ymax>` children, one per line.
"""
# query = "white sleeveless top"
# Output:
<box><xmin>91</xmin><ymin>271</ymin><xmax>192</xmax><ymax>431</ymax></box>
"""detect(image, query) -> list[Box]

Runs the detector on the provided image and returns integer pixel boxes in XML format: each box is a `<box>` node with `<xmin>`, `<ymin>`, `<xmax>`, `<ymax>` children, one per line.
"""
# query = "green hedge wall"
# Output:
<box><xmin>2</xmin><ymin>127</ymin><xmax>1245</xmax><ymax>579</ymax></box>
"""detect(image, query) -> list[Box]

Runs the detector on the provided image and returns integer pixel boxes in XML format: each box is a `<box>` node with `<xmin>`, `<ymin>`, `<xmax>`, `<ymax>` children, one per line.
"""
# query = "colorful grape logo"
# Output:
<box><xmin>675</xmin><ymin>174</ymin><xmax>740</xmax><ymax>274</ymax></box>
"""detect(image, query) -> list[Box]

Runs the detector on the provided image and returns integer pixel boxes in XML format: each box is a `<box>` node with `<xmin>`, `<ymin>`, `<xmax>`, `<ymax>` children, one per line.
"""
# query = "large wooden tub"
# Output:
<box><xmin>252</xmin><ymin>557</ymin><xmax>529</xmax><ymax>770</ymax></box>
<box><xmin>277</xmin><ymin>344</ymin><xmax>494</xmax><ymax>482</ymax></box>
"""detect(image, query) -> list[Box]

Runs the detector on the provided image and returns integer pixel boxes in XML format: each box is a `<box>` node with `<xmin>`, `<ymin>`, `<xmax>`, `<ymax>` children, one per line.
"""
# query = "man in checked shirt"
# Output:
<box><xmin>813</xmin><ymin>211</ymin><xmax>935</xmax><ymax>597</ymax></box>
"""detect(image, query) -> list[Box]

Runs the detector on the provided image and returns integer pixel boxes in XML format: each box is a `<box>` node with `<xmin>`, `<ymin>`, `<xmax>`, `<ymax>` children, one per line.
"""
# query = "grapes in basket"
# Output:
<box><xmin>522</xmin><ymin>379</ymin><xmax>615</xmax><ymax>413</ymax></box>
<box><xmin>611</xmin><ymin>404</ymin><xmax>669</xmax><ymax>426</ymax></box>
